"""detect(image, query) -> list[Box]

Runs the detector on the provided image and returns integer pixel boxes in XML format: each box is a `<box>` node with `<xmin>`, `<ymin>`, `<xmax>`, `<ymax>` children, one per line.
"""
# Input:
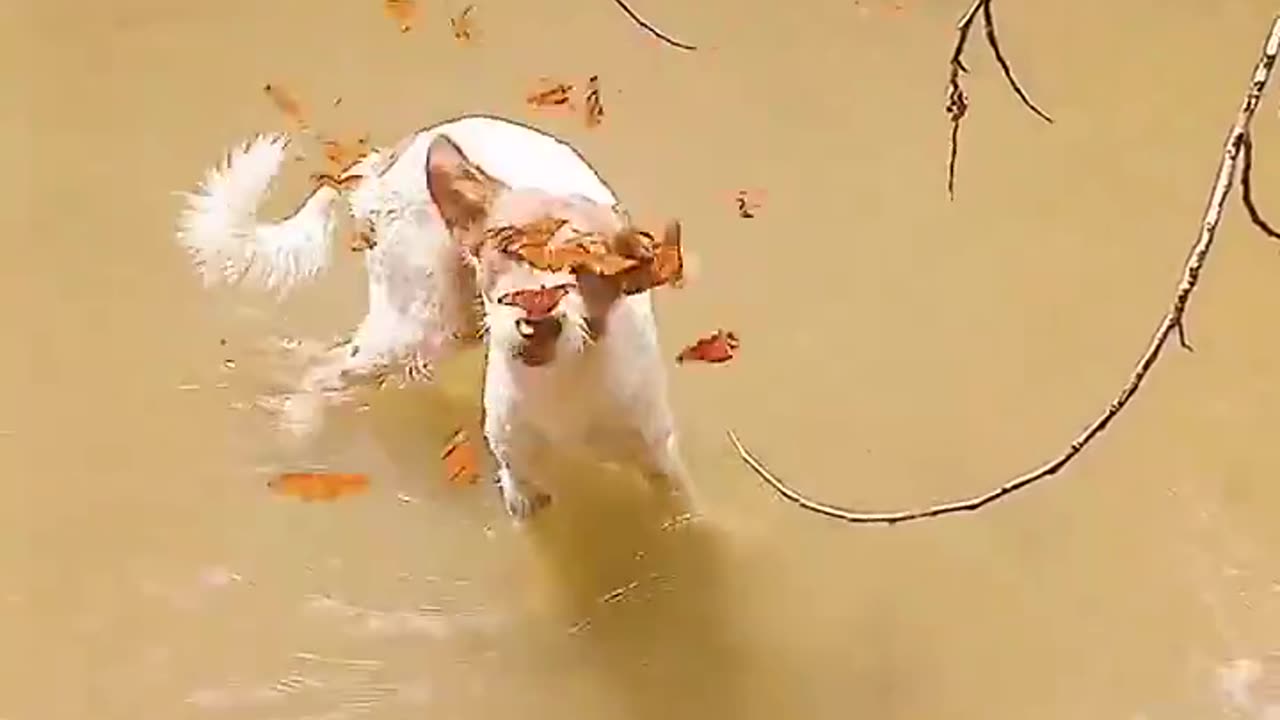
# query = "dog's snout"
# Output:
<box><xmin>498</xmin><ymin>284</ymin><xmax>575</xmax><ymax>367</ymax></box>
<box><xmin>515</xmin><ymin>315</ymin><xmax>563</xmax><ymax>340</ymax></box>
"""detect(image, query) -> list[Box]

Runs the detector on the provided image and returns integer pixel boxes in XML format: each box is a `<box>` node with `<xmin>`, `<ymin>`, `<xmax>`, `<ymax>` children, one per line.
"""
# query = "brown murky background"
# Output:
<box><xmin>4</xmin><ymin>0</ymin><xmax>1280</xmax><ymax>717</ymax></box>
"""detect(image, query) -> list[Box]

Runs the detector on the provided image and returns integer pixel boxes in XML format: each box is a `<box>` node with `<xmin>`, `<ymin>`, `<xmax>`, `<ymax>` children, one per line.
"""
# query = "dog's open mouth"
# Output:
<box><xmin>514</xmin><ymin>317</ymin><xmax>561</xmax><ymax>367</ymax></box>
<box><xmin>517</xmin><ymin>343</ymin><xmax>557</xmax><ymax>367</ymax></box>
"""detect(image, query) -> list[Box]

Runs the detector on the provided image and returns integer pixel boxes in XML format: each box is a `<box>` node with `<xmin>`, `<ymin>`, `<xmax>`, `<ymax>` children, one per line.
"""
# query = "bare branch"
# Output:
<box><xmin>946</xmin><ymin>103</ymin><xmax>965</xmax><ymax>200</ymax></box>
<box><xmin>609</xmin><ymin>0</ymin><xmax>697</xmax><ymax>51</ymax></box>
<box><xmin>1240</xmin><ymin>131</ymin><xmax>1280</xmax><ymax>239</ymax></box>
<box><xmin>731</xmin><ymin>15</ymin><xmax>1280</xmax><ymax>526</ymax></box>
<box><xmin>979</xmin><ymin>0</ymin><xmax>1053</xmax><ymax>123</ymax></box>
<box><xmin>947</xmin><ymin>0</ymin><xmax>1053</xmax><ymax>199</ymax></box>
<box><xmin>945</xmin><ymin>0</ymin><xmax>980</xmax><ymax>200</ymax></box>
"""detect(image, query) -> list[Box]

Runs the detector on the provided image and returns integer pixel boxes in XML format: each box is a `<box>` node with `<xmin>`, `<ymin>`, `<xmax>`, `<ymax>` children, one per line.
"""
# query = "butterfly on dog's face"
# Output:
<box><xmin>424</xmin><ymin>133</ymin><xmax>681</xmax><ymax>368</ymax></box>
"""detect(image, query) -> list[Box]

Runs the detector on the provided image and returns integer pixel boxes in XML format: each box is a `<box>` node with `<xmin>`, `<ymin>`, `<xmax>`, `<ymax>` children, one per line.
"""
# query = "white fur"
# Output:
<box><xmin>175</xmin><ymin>114</ymin><xmax>691</xmax><ymax>519</ymax></box>
<box><xmin>482</xmin><ymin>290</ymin><xmax>689</xmax><ymax>518</ymax></box>
<box><xmin>176</xmin><ymin>134</ymin><xmax>339</xmax><ymax>293</ymax></box>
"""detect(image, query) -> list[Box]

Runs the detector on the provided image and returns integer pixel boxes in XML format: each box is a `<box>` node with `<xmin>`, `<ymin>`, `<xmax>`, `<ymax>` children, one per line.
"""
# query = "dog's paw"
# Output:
<box><xmin>258</xmin><ymin>391</ymin><xmax>325</xmax><ymax>438</ymax></box>
<box><xmin>399</xmin><ymin>355</ymin><xmax>435</xmax><ymax>386</ymax></box>
<box><xmin>503</xmin><ymin>485</ymin><xmax>552</xmax><ymax>520</ymax></box>
<box><xmin>496</xmin><ymin>469</ymin><xmax>552</xmax><ymax>520</ymax></box>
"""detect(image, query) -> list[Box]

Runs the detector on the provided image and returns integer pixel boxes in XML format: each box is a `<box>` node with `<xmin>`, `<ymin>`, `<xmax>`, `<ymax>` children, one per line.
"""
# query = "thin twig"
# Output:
<box><xmin>609</xmin><ymin>0</ymin><xmax>697</xmax><ymax>51</ymax></box>
<box><xmin>945</xmin><ymin>0</ymin><xmax>980</xmax><ymax>200</ymax></box>
<box><xmin>1240</xmin><ymin>131</ymin><xmax>1280</xmax><ymax>239</ymax></box>
<box><xmin>1175</xmin><ymin>318</ymin><xmax>1194</xmax><ymax>352</ymax></box>
<box><xmin>946</xmin><ymin>111</ymin><xmax>964</xmax><ymax>200</ymax></box>
<box><xmin>946</xmin><ymin>0</ymin><xmax>1052</xmax><ymax>199</ymax></box>
<box><xmin>979</xmin><ymin>0</ymin><xmax>1053</xmax><ymax>123</ymax></box>
<box><xmin>730</xmin><ymin>15</ymin><xmax>1280</xmax><ymax>526</ymax></box>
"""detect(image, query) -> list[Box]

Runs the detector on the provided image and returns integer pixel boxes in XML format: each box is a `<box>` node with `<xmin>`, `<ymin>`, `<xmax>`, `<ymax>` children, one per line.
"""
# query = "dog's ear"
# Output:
<box><xmin>425</xmin><ymin>134</ymin><xmax>504</xmax><ymax>232</ymax></box>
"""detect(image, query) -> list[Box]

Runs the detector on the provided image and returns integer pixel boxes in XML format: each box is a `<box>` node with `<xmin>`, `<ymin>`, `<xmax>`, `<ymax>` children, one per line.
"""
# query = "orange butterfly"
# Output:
<box><xmin>584</xmin><ymin>75</ymin><xmax>605</xmax><ymax>128</ymax></box>
<box><xmin>488</xmin><ymin>217</ymin><xmax>569</xmax><ymax>251</ymax></box>
<box><xmin>676</xmin><ymin>330</ymin><xmax>739</xmax><ymax>365</ymax></box>
<box><xmin>320</xmin><ymin>134</ymin><xmax>370</xmax><ymax>174</ymax></box>
<box><xmin>490</xmin><ymin>217</ymin><xmax>681</xmax><ymax>279</ymax></box>
<box><xmin>498</xmin><ymin>284</ymin><xmax>574</xmax><ymax>319</ymax></box>
<box><xmin>526</xmin><ymin>79</ymin><xmax>575</xmax><ymax>108</ymax></box>
<box><xmin>491</xmin><ymin>219</ymin><xmax>635</xmax><ymax>275</ymax></box>
<box><xmin>310</xmin><ymin>172</ymin><xmax>364</xmax><ymax>191</ymax></box>
<box><xmin>269</xmin><ymin>472</ymin><xmax>370</xmax><ymax>501</ymax></box>
<box><xmin>263</xmin><ymin>83</ymin><xmax>309</xmax><ymax>133</ymax></box>
<box><xmin>648</xmin><ymin>231</ymin><xmax>683</xmax><ymax>286</ymax></box>
<box><xmin>518</xmin><ymin>238</ymin><xmax>639</xmax><ymax>276</ymax></box>
<box><xmin>348</xmin><ymin>229</ymin><xmax>376</xmax><ymax>252</ymax></box>
<box><xmin>384</xmin><ymin>0</ymin><xmax>417</xmax><ymax>32</ymax></box>
<box><xmin>733</xmin><ymin>189</ymin><xmax>765</xmax><ymax>219</ymax></box>
<box><xmin>451</xmin><ymin>5</ymin><xmax>476</xmax><ymax>42</ymax></box>
<box><xmin>441</xmin><ymin>429</ymin><xmax>480</xmax><ymax>484</ymax></box>
<box><xmin>614</xmin><ymin>222</ymin><xmax>684</xmax><ymax>294</ymax></box>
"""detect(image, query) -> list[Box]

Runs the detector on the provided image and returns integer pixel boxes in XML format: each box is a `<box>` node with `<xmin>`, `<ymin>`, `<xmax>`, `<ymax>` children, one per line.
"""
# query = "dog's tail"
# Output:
<box><xmin>176</xmin><ymin>133</ymin><xmax>344</xmax><ymax>295</ymax></box>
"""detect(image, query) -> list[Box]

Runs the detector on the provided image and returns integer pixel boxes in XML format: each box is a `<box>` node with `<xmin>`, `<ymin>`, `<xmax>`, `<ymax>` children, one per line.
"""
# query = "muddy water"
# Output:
<box><xmin>5</xmin><ymin>0</ymin><xmax>1280</xmax><ymax>717</ymax></box>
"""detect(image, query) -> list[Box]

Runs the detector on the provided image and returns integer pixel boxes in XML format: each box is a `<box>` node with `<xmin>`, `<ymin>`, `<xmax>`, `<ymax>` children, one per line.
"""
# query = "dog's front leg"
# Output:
<box><xmin>485</xmin><ymin>417</ymin><xmax>551</xmax><ymax>520</ymax></box>
<box><xmin>640</xmin><ymin>430</ymin><xmax>689</xmax><ymax>486</ymax></box>
<box><xmin>482</xmin><ymin>377</ymin><xmax>551</xmax><ymax>520</ymax></box>
<box><xmin>631</xmin><ymin>404</ymin><xmax>697</xmax><ymax>515</ymax></box>
<box><xmin>642</xmin><ymin>430</ymin><xmax>694</xmax><ymax>504</ymax></box>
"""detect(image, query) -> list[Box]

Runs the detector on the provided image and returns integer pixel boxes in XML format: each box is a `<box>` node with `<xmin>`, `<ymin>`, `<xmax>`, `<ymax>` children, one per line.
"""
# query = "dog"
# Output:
<box><xmin>176</xmin><ymin>114</ymin><xmax>692</xmax><ymax>520</ymax></box>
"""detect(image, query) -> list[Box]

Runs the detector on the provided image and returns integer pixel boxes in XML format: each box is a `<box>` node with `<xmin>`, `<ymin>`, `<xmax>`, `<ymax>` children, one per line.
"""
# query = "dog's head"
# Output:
<box><xmin>425</xmin><ymin>132</ymin><xmax>675</xmax><ymax>368</ymax></box>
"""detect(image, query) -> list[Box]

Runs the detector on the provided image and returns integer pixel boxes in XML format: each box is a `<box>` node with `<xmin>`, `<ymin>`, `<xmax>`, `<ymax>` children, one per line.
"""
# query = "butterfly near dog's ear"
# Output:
<box><xmin>649</xmin><ymin>226</ymin><xmax>684</xmax><ymax>287</ymax></box>
<box><xmin>488</xmin><ymin>217</ymin><xmax>569</xmax><ymax>251</ymax></box>
<box><xmin>613</xmin><ymin>220</ymin><xmax>685</xmax><ymax>294</ymax></box>
<box><xmin>551</xmin><ymin>236</ymin><xmax>639</xmax><ymax>275</ymax></box>
<box><xmin>490</xmin><ymin>219</ymin><xmax>639</xmax><ymax>275</ymax></box>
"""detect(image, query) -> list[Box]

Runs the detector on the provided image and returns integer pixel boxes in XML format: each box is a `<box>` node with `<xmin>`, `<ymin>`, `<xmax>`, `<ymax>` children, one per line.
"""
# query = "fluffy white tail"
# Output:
<box><xmin>176</xmin><ymin>133</ymin><xmax>343</xmax><ymax>295</ymax></box>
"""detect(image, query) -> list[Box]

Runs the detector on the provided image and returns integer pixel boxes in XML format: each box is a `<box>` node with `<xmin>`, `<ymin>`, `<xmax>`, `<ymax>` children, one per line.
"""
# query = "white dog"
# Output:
<box><xmin>176</xmin><ymin>114</ymin><xmax>691</xmax><ymax>519</ymax></box>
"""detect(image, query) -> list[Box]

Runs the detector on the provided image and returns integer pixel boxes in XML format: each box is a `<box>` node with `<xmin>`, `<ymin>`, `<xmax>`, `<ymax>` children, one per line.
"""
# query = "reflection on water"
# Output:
<box><xmin>6</xmin><ymin>0</ymin><xmax>1280</xmax><ymax>718</ymax></box>
<box><xmin>1219</xmin><ymin>655</ymin><xmax>1280</xmax><ymax>719</ymax></box>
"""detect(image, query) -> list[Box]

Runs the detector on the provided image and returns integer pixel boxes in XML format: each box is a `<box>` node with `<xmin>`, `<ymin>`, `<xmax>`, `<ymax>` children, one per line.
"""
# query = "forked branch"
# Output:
<box><xmin>1240</xmin><ymin>132</ymin><xmax>1280</xmax><ymax>239</ymax></box>
<box><xmin>730</xmin><ymin>15</ymin><xmax>1280</xmax><ymax>526</ymax></box>
<box><xmin>947</xmin><ymin>0</ymin><xmax>1053</xmax><ymax>199</ymax></box>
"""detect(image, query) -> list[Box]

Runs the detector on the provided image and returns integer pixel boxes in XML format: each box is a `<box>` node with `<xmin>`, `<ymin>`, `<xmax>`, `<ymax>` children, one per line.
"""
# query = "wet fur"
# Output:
<box><xmin>175</xmin><ymin>114</ymin><xmax>691</xmax><ymax>520</ymax></box>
